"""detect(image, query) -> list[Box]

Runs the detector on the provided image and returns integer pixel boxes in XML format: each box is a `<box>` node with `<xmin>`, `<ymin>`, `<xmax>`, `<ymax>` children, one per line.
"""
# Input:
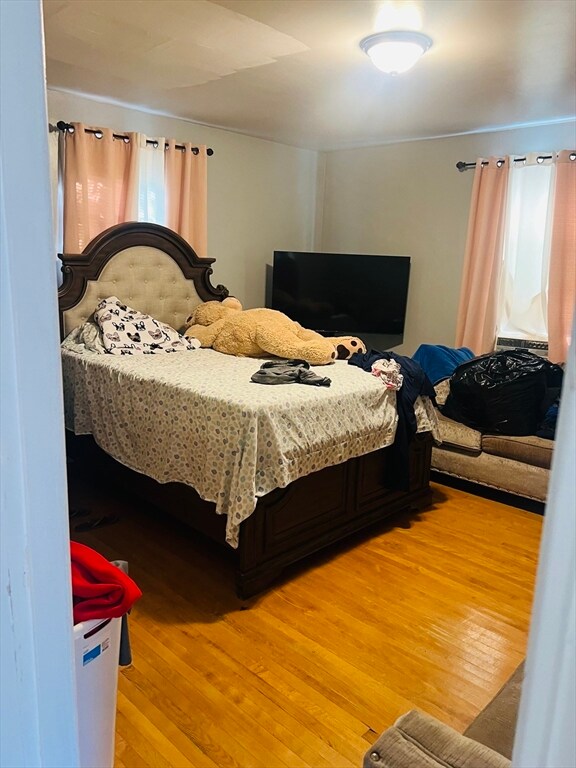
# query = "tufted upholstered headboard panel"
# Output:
<box><xmin>61</xmin><ymin>246</ymin><xmax>206</xmax><ymax>335</ymax></box>
<box><xmin>58</xmin><ymin>222</ymin><xmax>229</xmax><ymax>338</ymax></box>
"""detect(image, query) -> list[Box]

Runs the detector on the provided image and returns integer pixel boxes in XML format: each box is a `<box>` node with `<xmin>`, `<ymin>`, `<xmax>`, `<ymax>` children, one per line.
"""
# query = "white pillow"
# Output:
<box><xmin>94</xmin><ymin>297</ymin><xmax>200</xmax><ymax>355</ymax></box>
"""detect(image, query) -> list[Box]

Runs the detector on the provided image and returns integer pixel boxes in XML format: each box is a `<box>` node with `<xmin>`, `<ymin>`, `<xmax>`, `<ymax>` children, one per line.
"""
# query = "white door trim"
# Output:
<box><xmin>0</xmin><ymin>1</ymin><xmax>80</xmax><ymax>765</ymax></box>
<box><xmin>513</xmin><ymin>326</ymin><xmax>576</xmax><ymax>767</ymax></box>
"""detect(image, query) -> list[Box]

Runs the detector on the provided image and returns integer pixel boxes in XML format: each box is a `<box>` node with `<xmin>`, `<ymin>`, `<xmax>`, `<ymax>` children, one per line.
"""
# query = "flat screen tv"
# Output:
<box><xmin>269</xmin><ymin>251</ymin><xmax>411</xmax><ymax>347</ymax></box>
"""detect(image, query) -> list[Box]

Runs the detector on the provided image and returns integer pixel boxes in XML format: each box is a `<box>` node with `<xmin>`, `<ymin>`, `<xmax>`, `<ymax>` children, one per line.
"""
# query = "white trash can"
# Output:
<box><xmin>73</xmin><ymin>615</ymin><xmax>122</xmax><ymax>768</ymax></box>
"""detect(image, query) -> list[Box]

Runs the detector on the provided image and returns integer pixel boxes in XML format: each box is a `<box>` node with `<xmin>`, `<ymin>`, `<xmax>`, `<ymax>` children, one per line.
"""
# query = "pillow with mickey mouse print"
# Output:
<box><xmin>94</xmin><ymin>297</ymin><xmax>200</xmax><ymax>355</ymax></box>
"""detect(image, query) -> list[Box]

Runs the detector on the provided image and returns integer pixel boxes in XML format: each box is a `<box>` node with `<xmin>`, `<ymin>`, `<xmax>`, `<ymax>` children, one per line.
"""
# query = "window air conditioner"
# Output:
<box><xmin>495</xmin><ymin>337</ymin><xmax>549</xmax><ymax>358</ymax></box>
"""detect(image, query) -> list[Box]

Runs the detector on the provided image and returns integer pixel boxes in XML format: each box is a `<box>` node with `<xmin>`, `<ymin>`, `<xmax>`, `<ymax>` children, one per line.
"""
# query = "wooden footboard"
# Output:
<box><xmin>235</xmin><ymin>433</ymin><xmax>432</xmax><ymax>597</ymax></box>
<box><xmin>67</xmin><ymin>432</ymin><xmax>432</xmax><ymax>598</ymax></box>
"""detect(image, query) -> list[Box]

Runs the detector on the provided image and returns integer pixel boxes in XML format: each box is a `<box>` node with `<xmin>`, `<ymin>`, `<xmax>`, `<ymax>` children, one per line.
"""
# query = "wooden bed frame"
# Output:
<box><xmin>59</xmin><ymin>222</ymin><xmax>433</xmax><ymax>598</ymax></box>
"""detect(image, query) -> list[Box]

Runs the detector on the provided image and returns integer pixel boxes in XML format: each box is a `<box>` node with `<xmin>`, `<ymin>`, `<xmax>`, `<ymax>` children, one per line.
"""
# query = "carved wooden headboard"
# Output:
<box><xmin>58</xmin><ymin>222</ymin><xmax>229</xmax><ymax>338</ymax></box>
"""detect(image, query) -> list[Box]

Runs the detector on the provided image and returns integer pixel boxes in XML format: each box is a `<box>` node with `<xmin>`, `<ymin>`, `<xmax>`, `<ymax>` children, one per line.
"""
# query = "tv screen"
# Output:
<box><xmin>270</xmin><ymin>251</ymin><xmax>411</xmax><ymax>339</ymax></box>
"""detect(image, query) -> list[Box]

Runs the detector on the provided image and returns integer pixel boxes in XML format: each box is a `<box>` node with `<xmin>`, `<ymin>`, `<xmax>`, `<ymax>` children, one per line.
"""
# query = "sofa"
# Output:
<box><xmin>430</xmin><ymin>381</ymin><xmax>553</xmax><ymax>503</ymax></box>
<box><xmin>364</xmin><ymin>663</ymin><xmax>524</xmax><ymax>768</ymax></box>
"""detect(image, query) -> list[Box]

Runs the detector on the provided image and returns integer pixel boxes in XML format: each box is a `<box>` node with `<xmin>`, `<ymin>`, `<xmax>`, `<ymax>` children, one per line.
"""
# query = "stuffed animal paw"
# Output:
<box><xmin>331</xmin><ymin>336</ymin><xmax>367</xmax><ymax>360</ymax></box>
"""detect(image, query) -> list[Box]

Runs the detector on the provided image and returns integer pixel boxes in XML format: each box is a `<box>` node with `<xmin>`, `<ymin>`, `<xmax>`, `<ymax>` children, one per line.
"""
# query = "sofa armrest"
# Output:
<box><xmin>364</xmin><ymin>710</ymin><xmax>510</xmax><ymax>768</ymax></box>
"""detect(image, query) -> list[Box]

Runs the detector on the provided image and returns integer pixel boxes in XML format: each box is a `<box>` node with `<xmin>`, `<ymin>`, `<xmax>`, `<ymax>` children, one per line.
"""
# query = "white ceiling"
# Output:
<box><xmin>43</xmin><ymin>0</ymin><xmax>576</xmax><ymax>150</ymax></box>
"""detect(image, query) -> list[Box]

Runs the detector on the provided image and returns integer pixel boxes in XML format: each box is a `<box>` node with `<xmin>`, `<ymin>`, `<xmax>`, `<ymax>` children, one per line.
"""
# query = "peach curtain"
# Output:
<box><xmin>455</xmin><ymin>157</ymin><xmax>510</xmax><ymax>355</ymax></box>
<box><xmin>164</xmin><ymin>140</ymin><xmax>208</xmax><ymax>257</ymax></box>
<box><xmin>547</xmin><ymin>151</ymin><xmax>576</xmax><ymax>363</ymax></box>
<box><xmin>63</xmin><ymin>123</ymin><xmax>138</xmax><ymax>252</ymax></box>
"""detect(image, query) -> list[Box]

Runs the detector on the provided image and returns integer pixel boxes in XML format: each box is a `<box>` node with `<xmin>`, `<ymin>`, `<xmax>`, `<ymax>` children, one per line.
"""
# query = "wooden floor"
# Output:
<box><xmin>70</xmin><ymin>475</ymin><xmax>543</xmax><ymax>768</ymax></box>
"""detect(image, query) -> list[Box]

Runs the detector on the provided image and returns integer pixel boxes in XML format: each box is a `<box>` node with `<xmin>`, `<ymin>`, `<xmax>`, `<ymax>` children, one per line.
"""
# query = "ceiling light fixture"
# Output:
<box><xmin>360</xmin><ymin>30</ymin><xmax>433</xmax><ymax>74</ymax></box>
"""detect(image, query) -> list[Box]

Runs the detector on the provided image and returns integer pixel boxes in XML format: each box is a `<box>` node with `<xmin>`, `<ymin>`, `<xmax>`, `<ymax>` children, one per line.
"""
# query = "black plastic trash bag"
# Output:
<box><xmin>442</xmin><ymin>349</ymin><xmax>563</xmax><ymax>435</ymax></box>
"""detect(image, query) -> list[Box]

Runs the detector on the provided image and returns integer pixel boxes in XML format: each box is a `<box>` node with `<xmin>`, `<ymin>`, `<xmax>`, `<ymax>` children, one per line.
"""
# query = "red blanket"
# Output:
<box><xmin>71</xmin><ymin>541</ymin><xmax>142</xmax><ymax>624</ymax></box>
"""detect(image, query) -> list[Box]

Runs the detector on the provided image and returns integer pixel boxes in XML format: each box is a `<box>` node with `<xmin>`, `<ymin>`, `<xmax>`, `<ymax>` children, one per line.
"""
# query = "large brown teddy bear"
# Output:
<box><xmin>184</xmin><ymin>297</ymin><xmax>365</xmax><ymax>365</ymax></box>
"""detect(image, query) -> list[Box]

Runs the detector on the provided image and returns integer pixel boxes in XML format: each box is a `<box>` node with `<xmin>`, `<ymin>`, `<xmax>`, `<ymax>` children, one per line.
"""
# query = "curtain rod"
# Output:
<box><xmin>456</xmin><ymin>151</ymin><xmax>576</xmax><ymax>172</ymax></box>
<box><xmin>50</xmin><ymin>121</ymin><xmax>214</xmax><ymax>156</ymax></box>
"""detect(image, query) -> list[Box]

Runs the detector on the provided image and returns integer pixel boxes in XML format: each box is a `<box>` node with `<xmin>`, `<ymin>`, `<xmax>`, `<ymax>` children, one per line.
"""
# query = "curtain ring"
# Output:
<box><xmin>192</xmin><ymin>147</ymin><xmax>199</xmax><ymax>155</ymax></box>
<box><xmin>94</xmin><ymin>130</ymin><xmax>103</xmax><ymax>139</ymax></box>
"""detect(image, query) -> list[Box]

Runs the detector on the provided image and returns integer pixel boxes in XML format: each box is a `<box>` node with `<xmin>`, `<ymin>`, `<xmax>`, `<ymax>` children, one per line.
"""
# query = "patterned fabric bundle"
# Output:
<box><xmin>94</xmin><ymin>296</ymin><xmax>200</xmax><ymax>355</ymax></box>
<box><xmin>371</xmin><ymin>358</ymin><xmax>404</xmax><ymax>390</ymax></box>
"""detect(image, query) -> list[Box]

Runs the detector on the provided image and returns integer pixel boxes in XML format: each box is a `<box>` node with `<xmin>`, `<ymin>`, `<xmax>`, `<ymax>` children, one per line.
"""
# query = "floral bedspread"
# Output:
<box><xmin>61</xmin><ymin>335</ymin><xmax>439</xmax><ymax>547</ymax></box>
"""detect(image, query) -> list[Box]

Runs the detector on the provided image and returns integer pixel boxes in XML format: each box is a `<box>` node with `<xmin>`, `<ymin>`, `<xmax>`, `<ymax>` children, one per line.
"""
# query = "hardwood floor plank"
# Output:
<box><xmin>69</xmin><ymin>477</ymin><xmax>542</xmax><ymax>766</ymax></box>
<box><xmin>115</xmin><ymin>709</ymin><xmax>182</xmax><ymax>768</ymax></box>
<box><xmin>115</xmin><ymin>732</ymin><xmax>149</xmax><ymax>768</ymax></box>
<box><xmin>121</xmin><ymin>662</ymin><xmax>259</xmax><ymax>768</ymax></box>
<box><xmin>113</xmin><ymin>561</ymin><xmax>368</xmax><ymax>766</ymax></box>
<box><xmin>257</xmin><ymin>595</ymin><xmax>484</xmax><ymax>731</ymax></box>
<box><xmin>129</xmin><ymin>623</ymin><xmax>311</xmax><ymax>768</ymax></box>
<box><xmin>116</xmin><ymin>678</ymin><xmax>220</xmax><ymax>768</ymax></box>
<box><xmin>223</xmin><ymin>604</ymin><xmax>421</xmax><ymax>733</ymax></box>
<box><xmin>116</xmin><ymin>691</ymin><xmax>197</xmax><ymax>768</ymax></box>
<box><xmin>131</xmin><ymin>617</ymin><xmax>356</xmax><ymax>767</ymax></box>
<box><xmin>312</xmin><ymin>539</ymin><xmax>533</xmax><ymax>659</ymax></box>
<box><xmin>275</xmin><ymin>577</ymin><xmax>510</xmax><ymax>694</ymax></box>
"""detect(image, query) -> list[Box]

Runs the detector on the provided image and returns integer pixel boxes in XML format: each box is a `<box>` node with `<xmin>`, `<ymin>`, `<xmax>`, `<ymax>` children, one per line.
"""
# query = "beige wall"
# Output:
<box><xmin>320</xmin><ymin>121</ymin><xmax>576</xmax><ymax>355</ymax></box>
<box><xmin>48</xmin><ymin>90</ymin><xmax>318</xmax><ymax>309</ymax></box>
<box><xmin>48</xmin><ymin>89</ymin><xmax>575</xmax><ymax>352</ymax></box>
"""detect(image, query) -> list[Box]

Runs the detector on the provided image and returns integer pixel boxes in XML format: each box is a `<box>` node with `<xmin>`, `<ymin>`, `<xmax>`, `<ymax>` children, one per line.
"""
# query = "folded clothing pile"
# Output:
<box><xmin>251</xmin><ymin>359</ymin><xmax>331</xmax><ymax>386</ymax></box>
<box><xmin>71</xmin><ymin>541</ymin><xmax>142</xmax><ymax>624</ymax></box>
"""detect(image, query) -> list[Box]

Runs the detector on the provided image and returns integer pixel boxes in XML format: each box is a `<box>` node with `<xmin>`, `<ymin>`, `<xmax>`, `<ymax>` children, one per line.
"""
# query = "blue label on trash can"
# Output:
<box><xmin>83</xmin><ymin>644</ymin><xmax>101</xmax><ymax>666</ymax></box>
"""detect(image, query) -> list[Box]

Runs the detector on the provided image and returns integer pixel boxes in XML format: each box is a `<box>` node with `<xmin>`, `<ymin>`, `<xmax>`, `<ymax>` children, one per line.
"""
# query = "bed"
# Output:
<box><xmin>59</xmin><ymin>222</ymin><xmax>438</xmax><ymax>598</ymax></box>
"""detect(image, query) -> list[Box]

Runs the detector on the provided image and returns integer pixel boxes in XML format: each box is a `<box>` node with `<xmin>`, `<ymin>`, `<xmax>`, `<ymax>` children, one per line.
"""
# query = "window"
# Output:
<box><xmin>456</xmin><ymin>149</ymin><xmax>574</xmax><ymax>362</ymax></box>
<box><xmin>497</xmin><ymin>158</ymin><xmax>555</xmax><ymax>342</ymax></box>
<box><xmin>136</xmin><ymin>140</ymin><xmax>166</xmax><ymax>225</ymax></box>
<box><xmin>52</xmin><ymin>122</ymin><xmax>208</xmax><ymax>257</ymax></box>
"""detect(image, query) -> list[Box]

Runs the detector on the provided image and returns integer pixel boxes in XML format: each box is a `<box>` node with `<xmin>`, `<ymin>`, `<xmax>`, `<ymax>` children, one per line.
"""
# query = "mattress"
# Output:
<box><xmin>62</xmin><ymin>336</ymin><xmax>439</xmax><ymax>546</ymax></box>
